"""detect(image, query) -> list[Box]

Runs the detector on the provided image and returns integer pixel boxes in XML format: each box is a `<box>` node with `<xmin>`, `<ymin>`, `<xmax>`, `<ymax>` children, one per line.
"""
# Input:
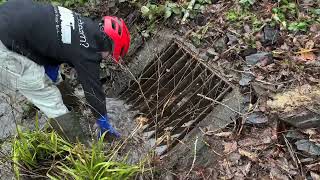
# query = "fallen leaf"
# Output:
<box><xmin>246</xmin><ymin>112</ymin><xmax>268</xmax><ymax>124</ymax></box>
<box><xmin>228</xmin><ymin>152</ymin><xmax>241</xmax><ymax>164</ymax></box>
<box><xmin>275</xmin><ymin>158</ymin><xmax>298</xmax><ymax>176</ymax></box>
<box><xmin>238</xmin><ymin>148</ymin><xmax>258</xmax><ymax>161</ymax></box>
<box><xmin>214</xmin><ymin>131</ymin><xmax>233</xmax><ymax>137</ymax></box>
<box><xmin>295</xmin><ymin>139</ymin><xmax>320</xmax><ymax>156</ymax></box>
<box><xmin>295</xmin><ymin>48</ymin><xmax>317</xmax><ymax>61</ymax></box>
<box><xmin>307</xmin><ymin>162</ymin><xmax>320</xmax><ymax>172</ymax></box>
<box><xmin>135</xmin><ymin>116</ymin><xmax>149</xmax><ymax>128</ymax></box>
<box><xmin>270</xmin><ymin>167</ymin><xmax>289</xmax><ymax>180</ymax></box>
<box><xmin>285</xmin><ymin>130</ymin><xmax>306</xmax><ymax>140</ymax></box>
<box><xmin>302</xmin><ymin>129</ymin><xmax>318</xmax><ymax>136</ymax></box>
<box><xmin>305</xmin><ymin>40</ymin><xmax>315</xmax><ymax>49</ymax></box>
<box><xmin>234</xmin><ymin>162</ymin><xmax>252</xmax><ymax>178</ymax></box>
<box><xmin>311</xmin><ymin>172</ymin><xmax>320</xmax><ymax>180</ymax></box>
<box><xmin>223</xmin><ymin>141</ymin><xmax>237</xmax><ymax>154</ymax></box>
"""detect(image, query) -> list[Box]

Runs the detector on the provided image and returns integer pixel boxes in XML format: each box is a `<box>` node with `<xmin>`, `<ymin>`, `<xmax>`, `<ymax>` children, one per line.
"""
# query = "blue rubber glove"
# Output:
<box><xmin>96</xmin><ymin>115</ymin><xmax>120</xmax><ymax>139</ymax></box>
<box><xmin>44</xmin><ymin>64</ymin><xmax>60</xmax><ymax>83</ymax></box>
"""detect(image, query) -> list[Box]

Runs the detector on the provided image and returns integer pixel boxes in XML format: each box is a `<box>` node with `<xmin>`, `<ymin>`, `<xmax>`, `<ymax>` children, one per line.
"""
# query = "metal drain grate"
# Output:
<box><xmin>121</xmin><ymin>40</ymin><xmax>232</xmax><ymax>155</ymax></box>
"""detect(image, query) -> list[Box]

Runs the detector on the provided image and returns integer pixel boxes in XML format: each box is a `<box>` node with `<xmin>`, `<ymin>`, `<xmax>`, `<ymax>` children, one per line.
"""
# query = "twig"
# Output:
<box><xmin>283</xmin><ymin>135</ymin><xmax>303</xmax><ymax>175</ymax></box>
<box><xmin>197</xmin><ymin>94</ymin><xmax>243</xmax><ymax>115</ymax></box>
<box><xmin>185</xmin><ymin>136</ymin><xmax>198</xmax><ymax>179</ymax></box>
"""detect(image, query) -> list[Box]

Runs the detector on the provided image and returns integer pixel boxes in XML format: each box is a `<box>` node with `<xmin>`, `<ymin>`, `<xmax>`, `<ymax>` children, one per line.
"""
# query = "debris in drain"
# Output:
<box><xmin>121</xmin><ymin>40</ymin><xmax>232</xmax><ymax>155</ymax></box>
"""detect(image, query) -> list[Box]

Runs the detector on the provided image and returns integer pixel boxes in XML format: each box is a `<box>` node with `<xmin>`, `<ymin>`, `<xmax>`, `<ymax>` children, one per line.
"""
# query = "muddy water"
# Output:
<box><xmin>104</xmin><ymin>97</ymin><xmax>154</xmax><ymax>164</ymax></box>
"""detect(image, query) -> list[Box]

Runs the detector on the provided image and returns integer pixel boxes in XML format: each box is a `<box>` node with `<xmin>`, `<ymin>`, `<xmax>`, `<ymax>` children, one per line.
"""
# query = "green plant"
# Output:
<box><xmin>141</xmin><ymin>2</ymin><xmax>182</xmax><ymax>22</ymax></box>
<box><xmin>288</xmin><ymin>21</ymin><xmax>308</xmax><ymax>31</ymax></box>
<box><xmin>0</xmin><ymin>0</ymin><xmax>6</xmax><ymax>4</ymax></box>
<box><xmin>12</xmin><ymin>126</ymin><xmax>74</xmax><ymax>179</ymax></box>
<box><xmin>141</xmin><ymin>0</ymin><xmax>211</xmax><ymax>23</ymax></box>
<box><xmin>37</xmin><ymin>0</ymin><xmax>88</xmax><ymax>8</ymax></box>
<box><xmin>271</xmin><ymin>1</ymin><xmax>298</xmax><ymax>29</ymax></box>
<box><xmin>225</xmin><ymin>9</ymin><xmax>263</xmax><ymax>32</ymax></box>
<box><xmin>12</xmin><ymin>119</ymin><xmax>143</xmax><ymax>179</ymax></box>
<box><xmin>226</xmin><ymin>10</ymin><xmax>239</xmax><ymax>22</ymax></box>
<box><xmin>51</xmin><ymin>134</ymin><xmax>141</xmax><ymax>179</ymax></box>
<box><xmin>239</xmin><ymin>0</ymin><xmax>255</xmax><ymax>7</ymax></box>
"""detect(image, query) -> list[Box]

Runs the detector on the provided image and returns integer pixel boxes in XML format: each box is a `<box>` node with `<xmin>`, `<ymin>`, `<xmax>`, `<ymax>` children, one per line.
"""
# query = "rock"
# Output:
<box><xmin>206</xmin><ymin>48</ymin><xmax>218</xmax><ymax>58</ymax></box>
<box><xmin>281</xmin><ymin>109</ymin><xmax>320</xmax><ymax>129</ymax></box>
<box><xmin>246</xmin><ymin>112</ymin><xmax>268</xmax><ymax>124</ymax></box>
<box><xmin>295</xmin><ymin>139</ymin><xmax>320</xmax><ymax>156</ymax></box>
<box><xmin>194</xmin><ymin>14</ymin><xmax>208</xmax><ymax>26</ymax></box>
<box><xmin>199</xmin><ymin>52</ymin><xmax>209</xmax><ymax>61</ymax></box>
<box><xmin>262</xmin><ymin>25</ymin><xmax>280</xmax><ymax>46</ymax></box>
<box><xmin>226</xmin><ymin>33</ymin><xmax>238</xmax><ymax>45</ymax></box>
<box><xmin>0</xmin><ymin>142</ymin><xmax>14</xmax><ymax>179</ymax></box>
<box><xmin>245</xmin><ymin>52</ymin><xmax>273</xmax><ymax>66</ymax></box>
<box><xmin>213</xmin><ymin>36</ymin><xmax>228</xmax><ymax>53</ymax></box>
<box><xmin>240</xmin><ymin>48</ymin><xmax>257</xmax><ymax>58</ymax></box>
<box><xmin>285</xmin><ymin>130</ymin><xmax>306</xmax><ymax>140</ymax></box>
<box><xmin>239</xmin><ymin>72</ymin><xmax>255</xmax><ymax>86</ymax></box>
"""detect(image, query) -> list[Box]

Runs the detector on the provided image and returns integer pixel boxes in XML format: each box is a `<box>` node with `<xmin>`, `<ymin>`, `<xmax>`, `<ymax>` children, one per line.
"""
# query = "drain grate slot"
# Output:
<box><xmin>121</xmin><ymin>40</ymin><xmax>233</xmax><ymax>155</ymax></box>
<box><xmin>132</xmin><ymin>53</ymin><xmax>191</xmax><ymax>108</ymax></box>
<box><xmin>137</xmin><ymin>57</ymin><xmax>198</xmax><ymax>111</ymax></box>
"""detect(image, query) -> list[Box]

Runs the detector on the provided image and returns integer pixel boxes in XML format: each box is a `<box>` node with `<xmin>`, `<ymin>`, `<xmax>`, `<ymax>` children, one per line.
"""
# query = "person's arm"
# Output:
<box><xmin>73</xmin><ymin>60</ymin><xmax>106</xmax><ymax>117</ymax></box>
<box><xmin>73</xmin><ymin>59</ymin><xmax>120</xmax><ymax>138</ymax></box>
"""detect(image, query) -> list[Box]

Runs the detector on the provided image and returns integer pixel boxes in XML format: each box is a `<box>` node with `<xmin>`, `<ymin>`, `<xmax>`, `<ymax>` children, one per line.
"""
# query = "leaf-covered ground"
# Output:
<box><xmin>60</xmin><ymin>0</ymin><xmax>320</xmax><ymax>179</ymax></box>
<box><xmin>133</xmin><ymin>0</ymin><xmax>320</xmax><ymax>179</ymax></box>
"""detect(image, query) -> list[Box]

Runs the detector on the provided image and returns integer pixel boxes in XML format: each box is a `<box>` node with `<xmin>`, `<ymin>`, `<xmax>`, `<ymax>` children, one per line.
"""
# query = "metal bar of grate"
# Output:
<box><xmin>132</xmin><ymin>53</ymin><xmax>190</xmax><ymax>108</ymax></box>
<box><xmin>126</xmin><ymin>48</ymin><xmax>183</xmax><ymax>103</ymax></box>
<box><xmin>138</xmin><ymin>58</ymin><xmax>198</xmax><ymax>113</ymax></box>
<box><xmin>121</xmin><ymin>40</ymin><xmax>233</xmax><ymax>155</ymax></box>
<box><xmin>120</xmin><ymin>42</ymin><xmax>178</xmax><ymax>100</ymax></box>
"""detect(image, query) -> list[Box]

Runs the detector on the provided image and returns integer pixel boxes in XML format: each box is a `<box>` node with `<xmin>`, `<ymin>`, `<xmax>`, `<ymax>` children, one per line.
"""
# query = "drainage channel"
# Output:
<box><xmin>121</xmin><ymin>40</ymin><xmax>232</xmax><ymax>156</ymax></box>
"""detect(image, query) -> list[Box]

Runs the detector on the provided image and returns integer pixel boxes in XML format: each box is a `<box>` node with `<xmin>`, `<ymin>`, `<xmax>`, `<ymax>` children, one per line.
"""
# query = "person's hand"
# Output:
<box><xmin>96</xmin><ymin>115</ymin><xmax>120</xmax><ymax>139</ymax></box>
<box><xmin>44</xmin><ymin>64</ymin><xmax>60</xmax><ymax>82</ymax></box>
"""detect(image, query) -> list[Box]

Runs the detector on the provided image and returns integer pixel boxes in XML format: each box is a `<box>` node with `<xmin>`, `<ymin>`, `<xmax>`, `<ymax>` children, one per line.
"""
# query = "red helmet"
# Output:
<box><xmin>103</xmin><ymin>16</ymin><xmax>130</xmax><ymax>63</ymax></box>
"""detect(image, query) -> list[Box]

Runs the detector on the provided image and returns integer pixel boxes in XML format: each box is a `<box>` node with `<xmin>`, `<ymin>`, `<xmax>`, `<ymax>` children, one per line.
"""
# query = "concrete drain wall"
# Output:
<box><xmin>121</xmin><ymin>40</ymin><xmax>233</xmax><ymax>155</ymax></box>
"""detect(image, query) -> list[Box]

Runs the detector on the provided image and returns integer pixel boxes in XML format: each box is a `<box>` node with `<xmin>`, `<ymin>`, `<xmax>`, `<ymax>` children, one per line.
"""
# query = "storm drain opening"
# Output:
<box><xmin>121</xmin><ymin>40</ymin><xmax>233</xmax><ymax>155</ymax></box>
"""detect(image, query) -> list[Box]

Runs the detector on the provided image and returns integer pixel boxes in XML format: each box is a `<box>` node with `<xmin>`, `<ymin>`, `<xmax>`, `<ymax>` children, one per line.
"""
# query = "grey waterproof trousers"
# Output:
<box><xmin>0</xmin><ymin>41</ymin><xmax>68</xmax><ymax>118</ymax></box>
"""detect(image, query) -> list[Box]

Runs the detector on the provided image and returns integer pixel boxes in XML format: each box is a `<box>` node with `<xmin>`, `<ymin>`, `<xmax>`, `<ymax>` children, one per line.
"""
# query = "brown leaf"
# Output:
<box><xmin>215</xmin><ymin>131</ymin><xmax>233</xmax><ymax>137</ymax></box>
<box><xmin>310</xmin><ymin>24</ymin><xmax>320</xmax><ymax>33</ymax></box>
<box><xmin>135</xmin><ymin>116</ymin><xmax>149</xmax><ymax>128</ymax></box>
<box><xmin>238</xmin><ymin>148</ymin><xmax>258</xmax><ymax>161</ymax></box>
<box><xmin>305</xmin><ymin>40</ymin><xmax>315</xmax><ymax>49</ymax></box>
<box><xmin>295</xmin><ymin>48</ymin><xmax>317</xmax><ymax>61</ymax></box>
<box><xmin>302</xmin><ymin>128</ymin><xmax>318</xmax><ymax>136</ymax></box>
<box><xmin>311</xmin><ymin>172</ymin><xmax>320</xmax><ymax>180</ymax></box>
<box><xmin>223</xmin><ymin>141</ymin><xmax>237</xmax><ymax>154</ymax></box>
<box><xmin>270</xmin><ymin>167</ymin><xmax>289</xmax><ymax>180</ymax></box>
<box><xmin>306</xmin><ymin>162</ymin><xmax>320</xmax><ymax>172</ymax></box>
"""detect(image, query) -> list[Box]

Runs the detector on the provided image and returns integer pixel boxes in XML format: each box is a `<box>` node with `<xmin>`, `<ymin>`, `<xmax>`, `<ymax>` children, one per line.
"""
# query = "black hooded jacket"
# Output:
<box><xmin>0</xmin><ymin>0</ymin><xmax>112</xmax><ymax>117</ymax></box>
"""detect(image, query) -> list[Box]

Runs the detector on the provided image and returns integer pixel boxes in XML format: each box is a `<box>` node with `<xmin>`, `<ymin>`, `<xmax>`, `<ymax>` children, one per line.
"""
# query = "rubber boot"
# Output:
<box><xmin>57</xmin><ymin>81</ymin><xmax>80</xmax><ymax>110</ymax></box>
<box><xmin>49</xmin><ymin>111</ymin><xmax>89</xmax><ymax>144</ymax></box>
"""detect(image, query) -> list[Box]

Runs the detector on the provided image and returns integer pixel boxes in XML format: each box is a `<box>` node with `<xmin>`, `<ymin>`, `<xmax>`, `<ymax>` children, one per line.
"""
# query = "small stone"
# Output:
<box><xmin>206</xmin><ymin>48</ymin><xmax>218</xmax><ymax>58</ymax></box>
<box><xmin>295</xmin><ymin>139</ymin><xmax>320</xmax><ymax>156</ymax></box>
<box><xmin>245</xmin><ymin>52</ymin><xmax>273</xmax><ymax>66</ymax></box>
<box><xmin>246</xmin><ymin>112</ymin><xmax>268</xmax><ymax>124</ymax></box>
<box><xmin>240</xmin><ymin>48</ymin><xmax>257</xmax><ymax>58</ymax></box>
<box><xmin>213</xmin><ymin>36</ymin><xmax>228</xmax><ymax>53</ymax></box>
<box><xmin>239</xmin><ymin>72</ymin><xmax>255</xmax><ymax>86</ymax></box>
<box><xmin>199</xmin><ymin>52</ymin><xmax>209</xmax><ymax>61</ymax></box>
<box><xmin>262</xmin><ymin>25</ymin><xmax>280</xmax><ymax>46</ymax></box>
<box><xmin>227</xmin><ymin>33</ymin><xmax>238</xmax><ymax>45</ymax></box>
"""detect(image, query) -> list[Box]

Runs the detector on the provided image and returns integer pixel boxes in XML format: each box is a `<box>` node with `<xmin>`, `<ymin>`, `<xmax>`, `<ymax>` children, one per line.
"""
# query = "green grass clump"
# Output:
<box><xmin>12</xmin><ymin>123</ymin><xmax>142</xmax><ymax>179</ymax></box>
